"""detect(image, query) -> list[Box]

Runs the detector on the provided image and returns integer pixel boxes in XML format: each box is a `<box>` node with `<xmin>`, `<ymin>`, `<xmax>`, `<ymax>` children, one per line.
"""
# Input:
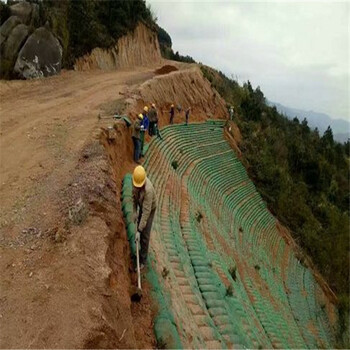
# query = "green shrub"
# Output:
<box><xmin>171</xmin><ymin>160</ymin><xmax>178</xmax><ymax>170</ymax></box>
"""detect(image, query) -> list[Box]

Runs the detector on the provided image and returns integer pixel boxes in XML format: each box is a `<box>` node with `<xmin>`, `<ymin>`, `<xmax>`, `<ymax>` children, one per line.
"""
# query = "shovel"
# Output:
<box><xmin>131</xmin><ymin>233</ymin><xmax>142</xmax><ymax>302</ymax></box>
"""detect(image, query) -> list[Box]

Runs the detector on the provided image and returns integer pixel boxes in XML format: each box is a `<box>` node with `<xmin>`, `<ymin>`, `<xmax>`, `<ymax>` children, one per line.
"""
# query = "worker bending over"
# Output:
<box><xmin>132</xmin><ymin>165</ymin><xmax>157</xmax><ymax>270</ymax></box>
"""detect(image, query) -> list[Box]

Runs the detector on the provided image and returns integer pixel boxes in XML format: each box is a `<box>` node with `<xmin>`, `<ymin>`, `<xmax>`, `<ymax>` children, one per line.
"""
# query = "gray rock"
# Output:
<box><xmin>0</xmin><ymin>15</ymin><xmax>21</xmax><ymax>39</ymax></box>
<box><xmin>3</xmin><ymin>24</ymin><xmax>29</xmax><ymax>62</ymax></box>
<box><xmin>30</xmin><ymin>3</ymin><xmax>40</xmax><ymax>27</ymax></box>
<box><xmin>0</xmin><ymin>33</ymin><xmax>5</xmax><ymax>48</ymax></box>
<box><xmin>14</xmin><ymin>27</ymin><xmax>62</xmax><ymax>79</ymax></box>
<box><xmin>10</xmin><ymin>1</ymin><xmax>32</xmax><ymax>25</ymax></box>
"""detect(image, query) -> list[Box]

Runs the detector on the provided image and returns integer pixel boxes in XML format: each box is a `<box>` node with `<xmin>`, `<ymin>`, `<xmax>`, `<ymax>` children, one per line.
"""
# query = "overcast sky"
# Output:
<box><xmin>148</xmin><ymin>0</ymin><xmax>349</xmax><ymax>121</ymax></box>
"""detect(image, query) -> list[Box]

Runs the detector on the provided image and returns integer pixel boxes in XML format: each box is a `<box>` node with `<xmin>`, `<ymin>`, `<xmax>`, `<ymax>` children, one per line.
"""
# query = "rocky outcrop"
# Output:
<box><xmin>14</xmin><ymin>27</ymin><xmax>62</xmax><ymax>79</ymax></box>
<box><xmin>0</xmin><ymin>1</ymin><xmax>61</xmax><ymax>80</ymax></box>
<box><xmin>10</xmin><ymin>1</ymin><xmax>32</xmax><ymax>25</ymax></box>
<box><xmin>0</xmin><ymin>16</ymin><xmax>22</xmax><ymax>47</ymax></box>
<box><xmin>0</xmin><ymin>16</ymin><xmax>27</xmax><ymax>78</ymax></box>
<box><xmin>3</xmin><ymin>24</ymin><xmax>29</xmax><ymax>63</ymax></box>
<box><xmin>74</xmin><ymin>22</ymin><xmax>162</xmax><ymax>71</ymax></box>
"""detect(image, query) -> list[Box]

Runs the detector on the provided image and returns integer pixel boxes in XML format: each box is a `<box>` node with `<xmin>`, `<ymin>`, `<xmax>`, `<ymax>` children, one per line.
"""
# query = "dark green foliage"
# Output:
<box><xmin>11</xmin><ymin>0</ymin><xmax>156</xmax><ymax>68</ymax></box>
<box><xmin>157</xmin><ymin>25</ymin><xmax>172</xmax><ymax>48</ymax></box>
<box><xmin>0</xmin><ymin>1</ymin><xmax>11</xmax><ymax>26</ymax></box>
<box><xmin>66</xmin><ymin>0</ymin><xmax>155</xmax><ymax>67</ymax></box>
<box><xmin>157</xmin><ymin>25</ymin><xmax>195</xmax><ymax>63</ymax></box>
<box><xmin>201</xmin><ymin>65</ymin><xmax>243</xmax><ymax>108</ymax></box>
<box><xmin>171</xmin><ymin>160</ymin><xmax>178</xmax><ymax>170</ymax></box>
<box><xmin>201</xmin><ymin>66</ymin><xmax>349</xmax><ymax>347</ymax></box>
<box><xmin>254</xmin><ymin>264</ymin><xmax>260</xmax><ymax>271</ymax></box>
<box><xmin>171</xmin><ymin>50</ymin><xmax>196</xmax><ymax>63</ymax></box>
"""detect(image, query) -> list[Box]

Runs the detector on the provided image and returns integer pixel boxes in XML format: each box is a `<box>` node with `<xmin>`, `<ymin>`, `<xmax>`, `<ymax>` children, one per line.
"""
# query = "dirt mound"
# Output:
<box><xmin>154</xmin><ymin>65</ymin><xmax>178</xmax><ymax>75</ymax></box>
<box><xmin>128</xmin><ymin>66</ymin><xmax>228</xmax><ymax>127</ymax></box>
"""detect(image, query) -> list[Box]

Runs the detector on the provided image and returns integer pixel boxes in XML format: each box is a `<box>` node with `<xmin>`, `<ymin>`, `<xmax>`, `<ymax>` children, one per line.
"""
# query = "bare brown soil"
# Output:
<box><xmin>154</xmin><ymin>65</ymin><xmax>178</xmax><ymax>75</ymax></box>
<box><xmin>0</xmin><ymin>58</ymin><xmax>228</xmax><ymax>348</ymax></box>
<box><xmin>0</xmin><ymin>67</ymin><xmax>158</xmax><ymax>348</ymax></box>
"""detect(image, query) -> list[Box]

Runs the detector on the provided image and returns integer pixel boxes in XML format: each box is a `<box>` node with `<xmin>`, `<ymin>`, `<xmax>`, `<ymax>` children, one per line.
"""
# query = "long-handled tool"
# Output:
<box><xmin>131</xmin><ymin>232</ymin><xmax>142</xmax><ymax>302</ymax></box>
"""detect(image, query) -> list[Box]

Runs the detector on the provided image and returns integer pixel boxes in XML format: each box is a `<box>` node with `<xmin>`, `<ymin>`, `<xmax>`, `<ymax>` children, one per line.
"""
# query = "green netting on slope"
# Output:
<box><xmin>142</xmin><ymin>122</ymin><xmax>336</xmax><ymax>349</ymax></box>
<box><xmin>121</xmin><ymin>174</ymin><xmax>183</xmax><ymax>349</ymax></box>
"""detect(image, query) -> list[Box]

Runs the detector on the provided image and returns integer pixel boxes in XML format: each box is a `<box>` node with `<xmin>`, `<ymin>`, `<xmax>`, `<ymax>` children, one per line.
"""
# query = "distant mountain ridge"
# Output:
<box><xmin>269</xmin><ymin>101</ymin><xmax>350</xmax><ymax>143</ymax></box>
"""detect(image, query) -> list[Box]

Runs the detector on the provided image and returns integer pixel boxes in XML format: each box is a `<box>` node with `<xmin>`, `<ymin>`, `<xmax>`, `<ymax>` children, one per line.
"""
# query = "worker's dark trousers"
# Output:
<box><xmin>132</xmin><ymin>136</ymin><xmax>141</xmax><ymax>162</ymax></box>
<box><xmin>149</xmin><ymin>122</ymin><xmax>155</xmax><ymax>136</ymax></box>
<box><xmin>140</xmin><ymin>131</ymin><xmax>145</xmax><ymax>156</ymax></box>
<box><xmin>170</xmin><ymin>115</ymin><xmax>174</xmax><ymax>124</ymax></box>
<box><xmin>155</xmin><ymin>123</ymin><xmax>162</xmax><ymax>139</ymax></box>
<box><xmin>138</xmin><ymin>208</ymin><xmax>156</xmax><ymax>264</ymax></box>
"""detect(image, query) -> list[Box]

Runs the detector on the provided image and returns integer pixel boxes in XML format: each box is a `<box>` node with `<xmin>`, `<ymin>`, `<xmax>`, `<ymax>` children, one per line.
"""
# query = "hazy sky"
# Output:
<box><xmin>148</xmin><ymin>0</ymin><xmax>349</xmax><ymax>120</ymax></box>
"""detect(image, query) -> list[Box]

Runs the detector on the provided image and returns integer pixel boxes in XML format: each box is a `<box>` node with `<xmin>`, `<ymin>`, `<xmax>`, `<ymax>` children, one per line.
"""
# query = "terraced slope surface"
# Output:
<box><xmin>140</xmin><ymin>121</ymin><xmax>336</xmax><ymax>349</ymax></box>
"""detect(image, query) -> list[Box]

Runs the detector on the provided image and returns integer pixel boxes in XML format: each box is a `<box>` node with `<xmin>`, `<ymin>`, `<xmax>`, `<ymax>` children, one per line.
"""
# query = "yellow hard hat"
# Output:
<box><xmin>133</xmin><ymin>165</ymin><xmax>146</xmax><ymax>188</ymax></box>
<box><xmin>171</xmin><ymin>104</ymin><xmax>174</xmax><ymax>107</ymax></box>
<box><xmin>144</xmin><ymin>106</ymin><xmax>149</xmax><ymax>112</ymax></box>
<box><xmin>138</xmin><ymin>113</ymin><xmax>143</xmax><ymax>120</ymax></box>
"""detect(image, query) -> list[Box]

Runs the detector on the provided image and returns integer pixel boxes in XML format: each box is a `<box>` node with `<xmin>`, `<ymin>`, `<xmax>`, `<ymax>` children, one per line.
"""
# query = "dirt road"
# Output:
<box><xmin>0</xmin><ymin>67</ymin><xmax>156</xmax><ymax>348</ymax></box>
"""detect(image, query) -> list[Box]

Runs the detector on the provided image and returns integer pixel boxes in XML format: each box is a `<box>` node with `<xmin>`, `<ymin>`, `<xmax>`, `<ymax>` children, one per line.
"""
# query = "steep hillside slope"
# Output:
<box><xmin>121</xmin><ymin>121</ymin><xmax>337</xmax><ymax>349</ymax></box>
<box><xmin>74</xmin><ymin>23</ymin><xmax>162</xmax><ymax>71</ymax></box>
<box><xmin>0</xmin><ymin>58</ymin><xmax>234</xmax><ymax>347</ymax></box>
<box><xmin>127</xmin><ymin>65</ymin><xmax>228</xmax><ymax>125</ymax></box>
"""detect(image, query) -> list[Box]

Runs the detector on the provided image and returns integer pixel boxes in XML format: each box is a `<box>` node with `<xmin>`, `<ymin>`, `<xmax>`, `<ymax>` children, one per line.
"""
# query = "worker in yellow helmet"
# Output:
<box><xmin>132</xmin><ymin>165</ymin><xmax>157</xmax><ymax>270</ymax></box>
<box><xmin>132</xmin><ymin>114</ymin><xmax>143</xmax><ymax>163</ymax></box>
<box><xmin>148</xmin><ymin>103</ymin><xmax>157</xmax><ymax>137</ymax></box>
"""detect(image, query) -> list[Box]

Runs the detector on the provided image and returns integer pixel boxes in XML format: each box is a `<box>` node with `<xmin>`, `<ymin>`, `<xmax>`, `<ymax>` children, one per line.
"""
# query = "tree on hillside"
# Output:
<box><xmin>199</xmin><ymin>66</ymin><xmax>350</xmax><ymax>347</ymax></box>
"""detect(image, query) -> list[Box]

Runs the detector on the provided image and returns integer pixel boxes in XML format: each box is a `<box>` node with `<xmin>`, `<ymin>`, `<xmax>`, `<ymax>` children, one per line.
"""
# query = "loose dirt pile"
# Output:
<box><xmin>154</xmin><ymin>65</ymin><xmax>179</xmax><ymax>75</ymax></box>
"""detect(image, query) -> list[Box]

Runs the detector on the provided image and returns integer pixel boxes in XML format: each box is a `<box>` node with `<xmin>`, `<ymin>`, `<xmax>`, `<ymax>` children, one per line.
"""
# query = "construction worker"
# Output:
<box><xmin>148</xmin><ymin>103</ymin><xmax>162</xmax><ymax>139</ymax></box>
<box><xmin>132</xmin><ymin>165</ymin><xmax>157</xmax><ymax>270</ymax></box>
<box><xmin>169</xmin><ymin>104</ymin><xmax>175</xmax><ymax>124</ymax></box>
<box><xmin>185</xmin><ymin>107</ymin><xmax>191</xmax><ymax>125</ymax></box>
<box><xmin>132</xmin><ymin>114</ymin><xmax>143</xmax><ymax>163</ymax></box>
<box><xmin>229</xmin><ymin>106</ymin><xmax>234</xmax><ymax>120</ymax></box>
<box><xmin>148</xmin><ymin>103</ymin><xmax>157</xmax><ymax>136</ymax></box>
<box><xmin>142</xmin><ymin>106</ymin><xmax>149</xmax><ymax>131</ymax></box>
<box><xmin>140</xmin><ymin>106</ymin><xmax>149</xmax><ymax>156</ymax></box>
